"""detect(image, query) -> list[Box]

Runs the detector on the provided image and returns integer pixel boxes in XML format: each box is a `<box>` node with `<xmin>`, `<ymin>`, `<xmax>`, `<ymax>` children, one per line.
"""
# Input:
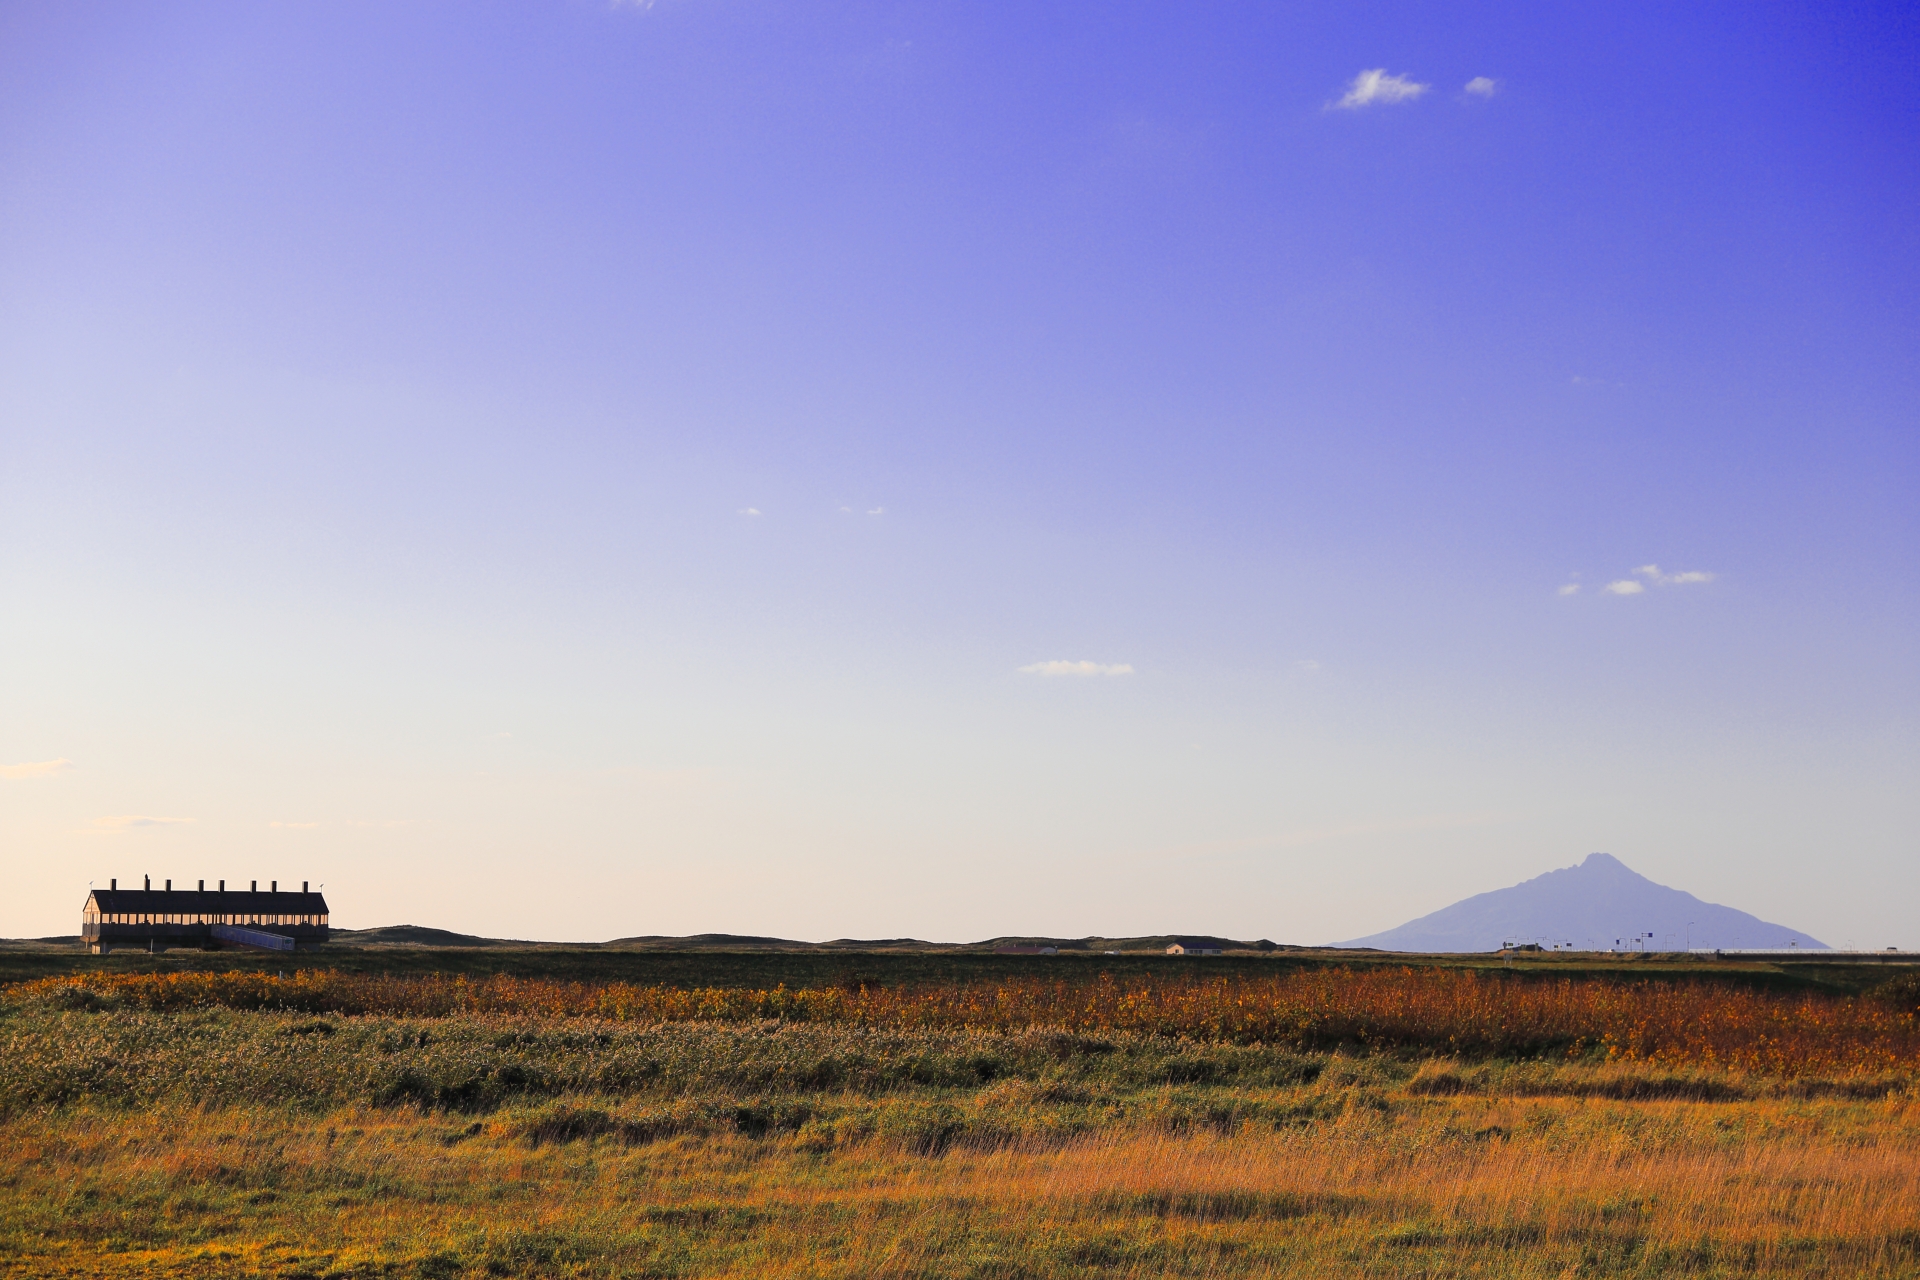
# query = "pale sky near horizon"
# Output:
<box><xmin>2</xmin><ymin>1</ymin><xmax>1915</xmax><ymax>946</ymax></box>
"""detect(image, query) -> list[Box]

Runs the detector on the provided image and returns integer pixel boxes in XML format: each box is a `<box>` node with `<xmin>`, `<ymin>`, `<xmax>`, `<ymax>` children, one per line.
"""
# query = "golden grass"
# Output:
<box><xmin>5</xmin><ymin>968</ymin><xmax>1917</xmax><ymax>1276</ymax></box>
<box><xmin>5</xmin><ymin>1075</ymin><xmax>1918</xmax><ymax>1277</ymax></box>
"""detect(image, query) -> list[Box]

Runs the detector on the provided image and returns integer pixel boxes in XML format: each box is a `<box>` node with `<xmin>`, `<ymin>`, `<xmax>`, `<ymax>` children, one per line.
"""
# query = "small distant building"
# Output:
<box><xmin>1166</xmin><ymin>939</ymin><xmax>1223</xmax><ymax>956</ymax></box>
<box><xmin>81</xmin><ymin>877</ymin><xmax>329</xmax><ymax>954</ymax></box>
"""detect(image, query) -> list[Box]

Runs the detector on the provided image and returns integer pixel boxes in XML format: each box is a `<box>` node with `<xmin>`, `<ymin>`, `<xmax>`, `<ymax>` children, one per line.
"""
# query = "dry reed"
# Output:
<box><xmin>6</xmin><ymin>1091</ymin><xmax>1917</xmax><ymax>1277</ymax></box>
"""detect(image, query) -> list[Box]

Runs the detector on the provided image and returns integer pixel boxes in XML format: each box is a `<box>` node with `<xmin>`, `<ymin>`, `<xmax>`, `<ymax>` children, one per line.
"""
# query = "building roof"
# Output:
<box><xmin>85</xmin><ymin>887</ymin><xmax>329</xmax><ymax>914</ymax></box>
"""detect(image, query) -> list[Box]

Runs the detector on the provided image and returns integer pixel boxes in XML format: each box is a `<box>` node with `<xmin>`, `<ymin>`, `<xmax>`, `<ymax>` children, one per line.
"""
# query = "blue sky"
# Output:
<box><xmin>2</xmin><ymin>0</ymin><xmax>1915</xmax><ymax>945</ymax></box>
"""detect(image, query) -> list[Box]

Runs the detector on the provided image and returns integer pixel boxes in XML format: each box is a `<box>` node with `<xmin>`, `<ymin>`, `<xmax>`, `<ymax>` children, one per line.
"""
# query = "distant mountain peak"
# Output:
<box><xmin>1333</xmin><ymin>853</ymin><xmax>1825</xmax><ymax>953</ymax></box>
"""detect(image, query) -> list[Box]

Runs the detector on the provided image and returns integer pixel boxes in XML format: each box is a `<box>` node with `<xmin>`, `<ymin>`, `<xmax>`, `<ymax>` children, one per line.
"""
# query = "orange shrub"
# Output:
<box><xmin>9</xmin><ymin>967</ymin><xmax>1917</xmax><ymax>1077</ymax></box>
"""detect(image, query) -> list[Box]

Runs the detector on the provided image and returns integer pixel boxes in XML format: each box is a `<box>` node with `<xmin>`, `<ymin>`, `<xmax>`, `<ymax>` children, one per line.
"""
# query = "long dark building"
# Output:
<box><xmin>82</xmin><ymin>877</ymin><xmax>330</xmax><ymax>954</ymax></box>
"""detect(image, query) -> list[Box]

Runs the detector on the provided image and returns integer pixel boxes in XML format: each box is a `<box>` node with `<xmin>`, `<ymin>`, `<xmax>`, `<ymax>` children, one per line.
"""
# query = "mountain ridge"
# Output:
<box><xmin>1333</xmin><ymin>853</ymin><xmax>1826</xmax><ymax>953</ymax></box>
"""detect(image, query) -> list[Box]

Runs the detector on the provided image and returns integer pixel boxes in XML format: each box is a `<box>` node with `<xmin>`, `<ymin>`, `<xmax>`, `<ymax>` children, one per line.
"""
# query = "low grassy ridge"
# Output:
<box><xmin>3</xmin><ymin>965</ymin><xmax>1917</xmax><ymax>1277</ymax></box>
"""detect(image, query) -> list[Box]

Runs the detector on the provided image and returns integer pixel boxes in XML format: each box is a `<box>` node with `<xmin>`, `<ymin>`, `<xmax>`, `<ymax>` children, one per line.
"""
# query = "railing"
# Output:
<box><xmin>211</xmin><ymin>923</ymin><xmax>296</xmax><ymax>952</ymax></box>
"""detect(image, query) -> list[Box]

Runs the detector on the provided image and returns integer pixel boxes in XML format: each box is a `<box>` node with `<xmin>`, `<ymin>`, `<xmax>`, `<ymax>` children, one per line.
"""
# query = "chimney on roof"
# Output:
<box><xmin>251</xmin><ymin>880</ymin><xmax>257</xmax><ymax>892</ymax></box>
<box><xmin>302</xmin><ymin>881</ymin><xmax>308</xmax><ymax>893</ymax></box>
<box><xmin>198</xmin><ymin>879</ymin><xmax>204</xmax><ymax>891</ymax></box>
<box><xmin>165</xmin><ymin>879</ymin><xmax>171</xmax><ymax>891</ymax></box>
<box><xmin>145</xmin><ymin>875</ymin><xmax>150</xmax><ymax>890</ymax></box>
<box><xmin>111</xmin><ymin>878</ymin><xmax>117</xmax><ymax>890</ymax></box>
<box><xmin>271</xmin><ymin>880</ymin><xmax>277</xmax><ymax>892</ymax></box>
<box><xmin>219</xmin><ymin>880</ymin><xmax>225</xmax><ymax>891</ymax></box>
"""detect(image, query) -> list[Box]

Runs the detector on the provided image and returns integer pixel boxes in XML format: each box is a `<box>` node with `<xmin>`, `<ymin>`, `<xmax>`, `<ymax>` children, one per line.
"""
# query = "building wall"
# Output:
<box><xmin>81</xmin><ymin>889</ymin><xmax>331</xmax><ymax>953</ymax></box>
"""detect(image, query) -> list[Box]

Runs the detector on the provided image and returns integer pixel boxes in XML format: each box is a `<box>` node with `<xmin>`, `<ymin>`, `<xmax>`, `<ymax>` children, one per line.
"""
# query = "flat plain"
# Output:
<box><xmin>3</xmin><ymin>948</ymin><xmax>1916</xmax><ymax>1278</ymax></box>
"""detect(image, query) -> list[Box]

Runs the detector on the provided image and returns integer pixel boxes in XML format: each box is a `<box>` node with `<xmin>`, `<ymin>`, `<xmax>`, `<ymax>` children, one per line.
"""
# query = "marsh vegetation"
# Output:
<box><xmin>3</xmin><ymin>964</ymin><xmax>1916</xmax><ymax>1277</ymax></box>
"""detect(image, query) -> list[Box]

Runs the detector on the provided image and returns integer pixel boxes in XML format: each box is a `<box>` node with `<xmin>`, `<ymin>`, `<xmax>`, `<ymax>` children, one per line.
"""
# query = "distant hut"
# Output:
<box><xmin>1166</xmin><ymin>938</ymin><xmax>1224</xmax><ymax>956</ymax></box>
<box><xmin>81</xmin><ymin>877</ymin><xmax>330</xmax><ymax>954</ymax></box>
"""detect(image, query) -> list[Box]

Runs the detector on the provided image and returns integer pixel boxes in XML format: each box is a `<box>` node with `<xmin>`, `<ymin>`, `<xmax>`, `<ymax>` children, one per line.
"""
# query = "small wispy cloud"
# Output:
<box><xmin>1583</xmin><ymin>565</ymin><xmax>1717</xmax><ymax>597</ymax></box>
<box><xmin>1331</xmin><ymin>69</ymin><xmax>1429</xmax><ymax>110</ymax></box>
<box><xmin>90</xmin><ymin>814</ymin><xmax>193</xmax><ymax>831</ymax></box>
<box><xmin>1019</xmin><ymin>660</ymin><xmax>1135</xmax><ymax>678</ymax></box>
<box><xmin>1</xmin><ymin>757</ymin><xmax>74</xmax><ymax>779</ymax></box>
<box><xmin>867</xmin><ymin>507</ymin><xmax>884</xmax><ymax>516</ymax></box>
<box><xmin>738</xmin><ymin>508</ymin><xmax>762</xmax><ymax>517</ymax></box>
<box><xmin>1558</xmin><ymin>584</ymin><xmax>1581</xmax><ymax>597</ymax></box>
<box><xmin>270</xmin><ymin>821</ymin><xmax>320</xmax><ymax>830</ymax></box>
<box><xmin>1635</xmin><ymin>564</ymin><xmax>1715</xmax><ymax>586</ymax></box>
<box><xmin>1465</xmin><ymin>76</ymin><xmax>1498</xmax><ymax>97</ymax></box>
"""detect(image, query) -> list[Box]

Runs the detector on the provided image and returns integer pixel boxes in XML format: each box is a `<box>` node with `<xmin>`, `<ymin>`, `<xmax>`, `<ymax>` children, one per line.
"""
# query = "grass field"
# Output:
<box><xmin>2</xmin><ymin>941</ymin><xmax>1905</xmax><ymax>994</ymax></box>
<box><xmin>4</xmin><ymin>955</ymin><xmax>1917</xmax><ymax>1278</ymax></box>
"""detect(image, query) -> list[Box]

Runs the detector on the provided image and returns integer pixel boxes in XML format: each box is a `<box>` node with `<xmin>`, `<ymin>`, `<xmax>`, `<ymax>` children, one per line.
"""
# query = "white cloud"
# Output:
<box><xmin>1332</xmin><ymin>69</ymin><xmax>1429</xmax><ymax>109</ymax></box>
<box><xmin>738</xmin><ymin>508</ymin><xmax>762</xmax><ymax>517</ymax></box>
<box><xmin>1465</xmin><ymin>76</ymin><xmax>1498</xmax><ymax>97</ymax></box>
<box><xmin>1557</xmin><ymin>584</ymin><xmax>1581</xmax><ymax>597</ymax></box>
<box><xmin>1603</xmin><ymin>580</ymin><xmax>1645</xmax><ymax>595</ymax></box>
<box><xmin>1</xmin><ymin>757</ymin><xmax>74</xmax><ymax>779</ymax></box>
<box><xmin>1019</xmin><ymin>660</ymin><xmax>1135</xmax><ymax>678</ymax></box>
<box><xmin>867</xmin><ymin>507</ymin><xmax>884</xmax><ymax>516</ymax></box>
<box><xmin>1635</xmin><ymin>564</ymin><xmax>1716</xmax><ymax>586</ymax></box>
<box><xmin>89</xmin><ymin>814</ymin><xmax>193</xmax><ymax>831</ymax></box>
